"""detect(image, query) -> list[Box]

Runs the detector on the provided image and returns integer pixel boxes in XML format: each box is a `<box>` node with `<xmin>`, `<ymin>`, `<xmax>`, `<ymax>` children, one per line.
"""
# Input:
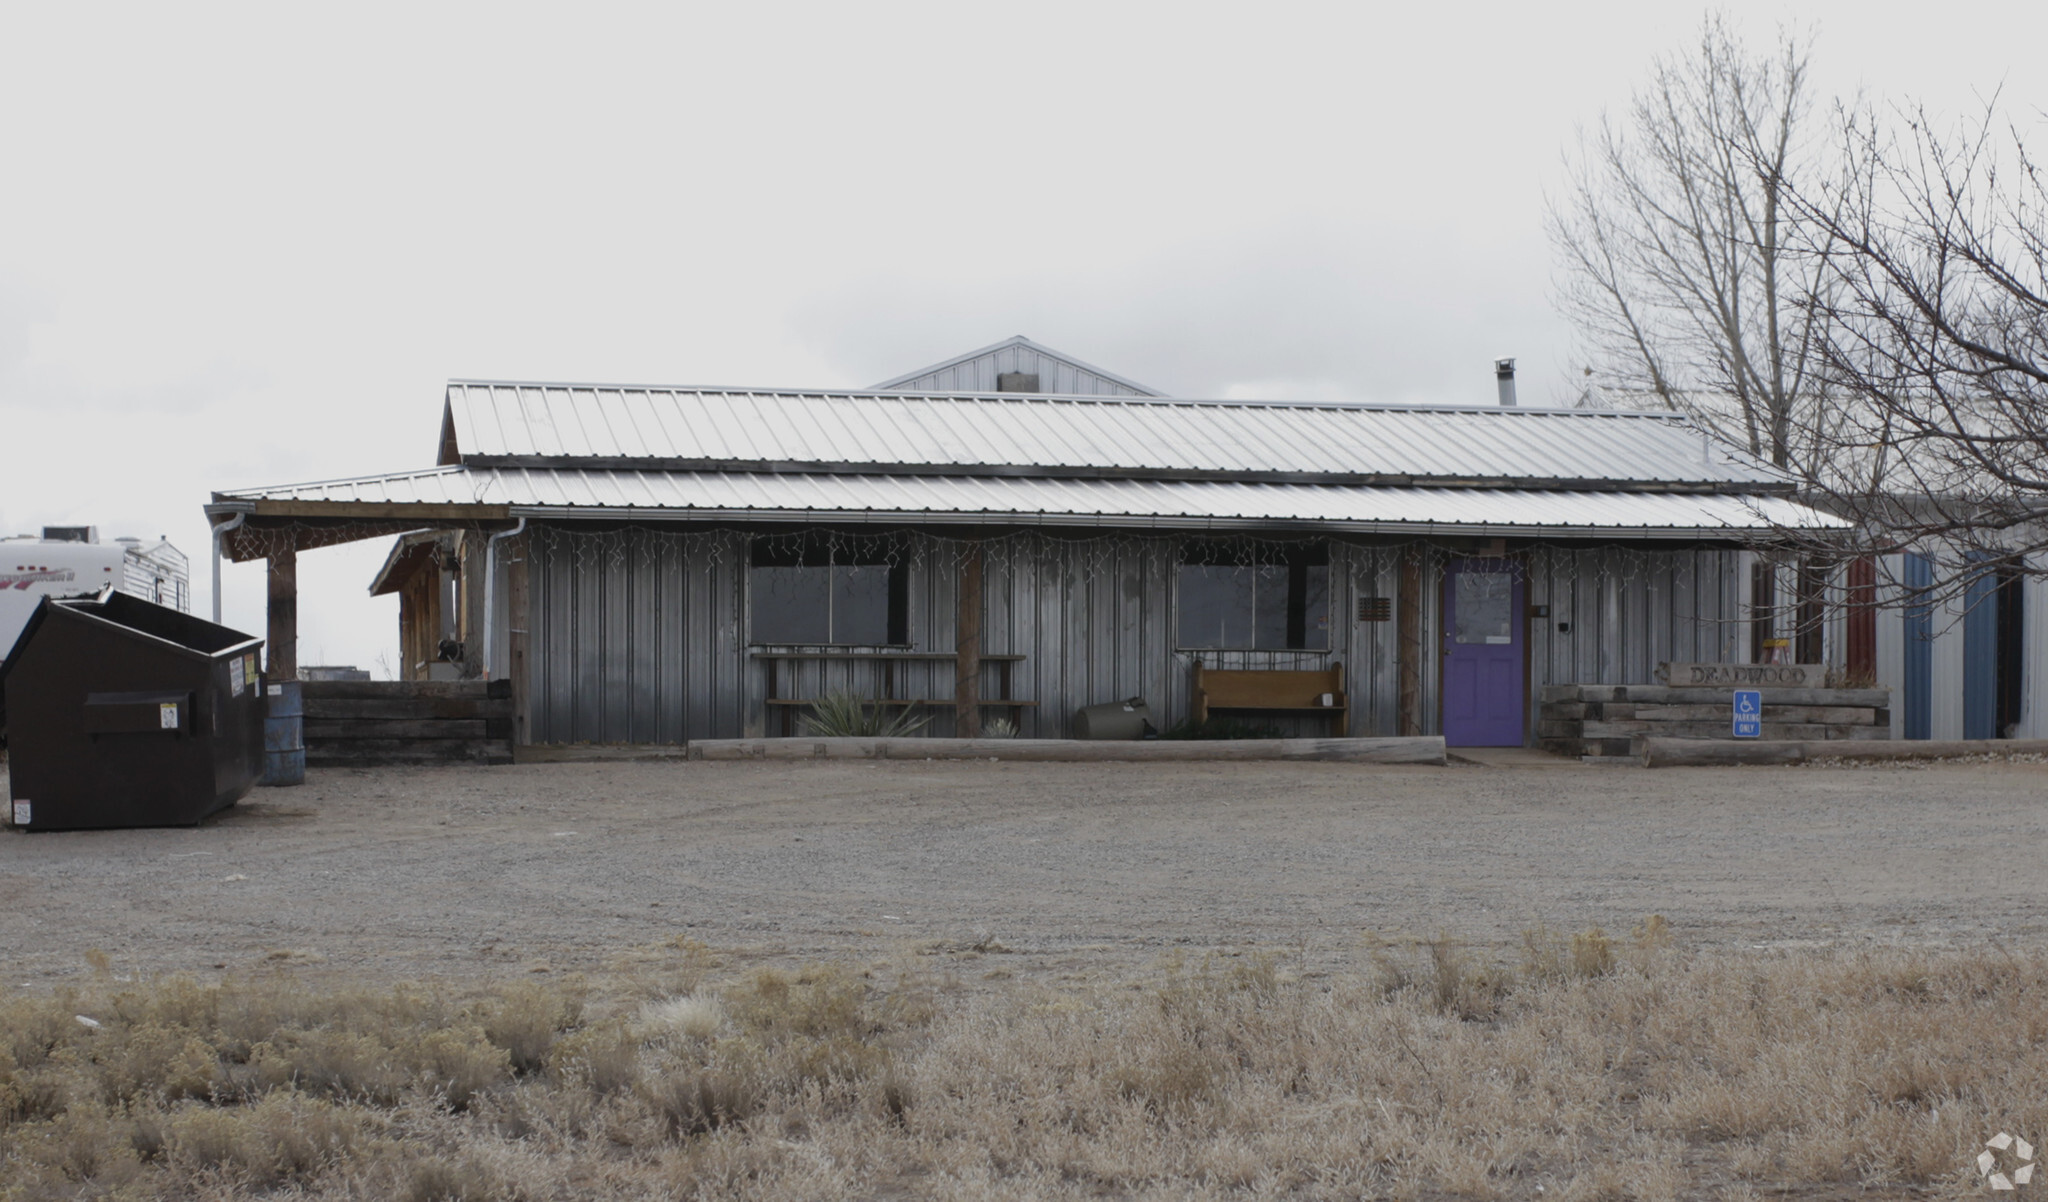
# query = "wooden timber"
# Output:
<box><xmin>266</xmin><ymin>544</ymin><xmax>297</xmax><ymax>681</ymax></box>
<box><xmin>1543</xmin><ymin>684</ymin><xmax>1891</xmax><ymax>708</ymax></box>
<box><xmin>507</xmin><ymin>531</ymin><xmax>531</xmax><ymax>748</ymax></box>
<box><xmin>1538</xmin><ymin>681</ymin><xmax>1892</xmax><ymax>758</ymax></box>
<box><xmin>1640</xmin><ymin>737</ymin><xmax>2048</xmax><ymax>767</ymax></box>
<box><xmin>955</xmin><ymin>541</ymin><xmax>982</xmax><ymax>738</ymax></box>
<box><xmin>302</xmin><ymin>680</ymin><xmax>512</xmax><ymax>766</ymax></box>
<box><xmin>1396</xmin><ymin>550</ymin><xmax>1422</xmax><ymax>737</ymax></box>
<box><xmin>687</xmin><ymin>735</ymin><xmax>1446</xmax><ymax>764</ymax></box>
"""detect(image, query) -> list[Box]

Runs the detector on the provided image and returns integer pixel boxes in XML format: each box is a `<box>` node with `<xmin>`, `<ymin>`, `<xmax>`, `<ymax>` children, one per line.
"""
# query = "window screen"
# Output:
<box><xmin>1177</xmin><ymin>542</ymin><xmax>1328</xmax><ymax>650</ymax></box>
<box><xmin>750</xmin><ymin>537</ymin><xmax>906</xmax><ymax>645</ymax></box>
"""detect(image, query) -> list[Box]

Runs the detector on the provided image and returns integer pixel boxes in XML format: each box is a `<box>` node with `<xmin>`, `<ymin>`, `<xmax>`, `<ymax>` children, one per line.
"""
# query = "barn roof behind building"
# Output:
<box><xmin>437</xmin><ymin>381</ymin><xmax>1787</xmax><ymax>492</ymax></box>
<box><xmin>870</xmin><ymin>335</ymin><xmax>1164</xmax><ymax>396</ymax></box>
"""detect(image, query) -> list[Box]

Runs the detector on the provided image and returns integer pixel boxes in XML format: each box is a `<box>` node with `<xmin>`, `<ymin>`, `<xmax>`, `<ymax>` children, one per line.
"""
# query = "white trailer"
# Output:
<box><xmin>0</xmin><ymin>528</ymin><xmax>190</xmax><ymax>660</ymax></box>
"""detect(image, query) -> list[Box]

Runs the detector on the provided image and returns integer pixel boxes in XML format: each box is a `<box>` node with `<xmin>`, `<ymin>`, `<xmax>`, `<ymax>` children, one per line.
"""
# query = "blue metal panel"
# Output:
<box><xmin>1902</xmin><ymin>553</ymin><xmax>1932</xmax><ymax>740</ymax></box>
<box><xmin>1964</xmin><ymin>554</ymin><xmax>1999</xmax><ymax>739</ymax></box>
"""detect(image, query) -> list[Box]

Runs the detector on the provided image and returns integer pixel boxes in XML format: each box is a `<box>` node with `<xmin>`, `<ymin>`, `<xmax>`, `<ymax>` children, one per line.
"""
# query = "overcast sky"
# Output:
<box><xmin>3</xmin><ymin>1</ymin><xmax>2041</xmax><ymax>675</ymax></box>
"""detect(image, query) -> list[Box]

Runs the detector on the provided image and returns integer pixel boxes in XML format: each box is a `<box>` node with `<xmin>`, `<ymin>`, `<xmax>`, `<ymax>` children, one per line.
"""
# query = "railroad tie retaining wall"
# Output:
<box><xmin>302</xmin><ymin>680</ymin><xmax>514</xmax><ymax>767</ymax></box>
<box><xmin>1538</xmin><ymin>683</ymin><xmax>1892</xmax><ymax>759</ymax></box>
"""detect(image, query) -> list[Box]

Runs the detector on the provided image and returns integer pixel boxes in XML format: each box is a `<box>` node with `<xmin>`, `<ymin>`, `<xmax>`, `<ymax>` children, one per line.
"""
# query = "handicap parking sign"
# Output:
<box><xmin>1732</xmin><ymin>689</ymin><xmax>1762</xmax><ymax>739</ymax></box>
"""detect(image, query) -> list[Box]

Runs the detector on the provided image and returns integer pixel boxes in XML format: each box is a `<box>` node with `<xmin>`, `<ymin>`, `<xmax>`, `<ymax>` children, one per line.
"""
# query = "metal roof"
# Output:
<box><xmin>212</xmin><ymin>466</ymin><xmax>1843</xmax><ymax>537</ymax></box>
<box><xmin>440</xmin><ymin>381</ymin><xmax>1788</xmax><ymax>492</ymax></box>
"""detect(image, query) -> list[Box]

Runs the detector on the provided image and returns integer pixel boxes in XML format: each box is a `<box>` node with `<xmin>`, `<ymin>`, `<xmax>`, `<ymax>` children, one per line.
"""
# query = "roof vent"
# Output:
<box><xmin>1494</xmin><ymin>358</ymin><xmax>1517</xmax><ymax>408</ymax></box>
<box><xmin>995</xmin><ymin>372</ymin><xmax>1040</xmax><ymax>393</ymax></box>
<box><xmin>41</xmin><ymin>526</ymin><xmax>97</xmax><ymax>543</ymax></box>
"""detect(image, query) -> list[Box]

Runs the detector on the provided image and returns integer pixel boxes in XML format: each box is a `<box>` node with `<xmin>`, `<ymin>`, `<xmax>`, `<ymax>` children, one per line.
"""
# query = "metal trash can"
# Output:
<box><xmin>1</xmin><ymin>591</ymin><xmax>266</xmax><ymax>830</ymax></box>
<box><xmin>1074</xmin><ymin>696</ymin><xmax>1153</xmax><ymax>740</ymax></box>
<box><xmin>262</xmin><ymin>679</ymin><xmax>305</xmax><ymax>787</ymax></box>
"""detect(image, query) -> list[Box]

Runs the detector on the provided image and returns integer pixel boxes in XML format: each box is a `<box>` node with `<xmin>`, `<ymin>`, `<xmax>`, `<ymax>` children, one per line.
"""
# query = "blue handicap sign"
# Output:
<box><xmin>1732</xmin><ymin>689</ymin><xmax>1762</xmax><ymax>739</ymax></box>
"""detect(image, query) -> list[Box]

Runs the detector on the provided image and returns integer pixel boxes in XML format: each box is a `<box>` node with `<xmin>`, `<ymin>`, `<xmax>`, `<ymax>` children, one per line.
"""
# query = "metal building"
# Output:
<box><xmin>204</xmin><ymin>340</ymin><xmax>1847</xmax><ymax>749</ymax></box>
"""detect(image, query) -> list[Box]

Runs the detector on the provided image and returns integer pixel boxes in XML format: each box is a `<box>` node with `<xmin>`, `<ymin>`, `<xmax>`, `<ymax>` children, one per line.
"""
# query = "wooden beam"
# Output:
<box><xmin>688</xmin><ymin>735</ymin><xmax>1448</xmax><ymax>764</ymax></box>
<box><xmin>1396</xmin><ymin>548</ymin><xmax>1423</xmax><ymax>736</ymax></box>
<box><xmin>458</xmin><ymin>531</ymin><xmax>486</xmax><ymax>678</ymax></box>
<box><xmin>954</xmin><ymin>541</ymin><xmax>983</xmax><ymax>738</ymax></box>
<box><xmin>267</xmin><ymin>544</ymin><xmax>298</xmax><ymax>681</ymax></box>
<box><xmin>507</xmin><ymin>531</ymin><xmax>532</xmax><ymax>747</ymax></box>
<box><xmin>221</xmin><ymin>519</ymin><xmax>481</xmax><ymax>564</ymax></box>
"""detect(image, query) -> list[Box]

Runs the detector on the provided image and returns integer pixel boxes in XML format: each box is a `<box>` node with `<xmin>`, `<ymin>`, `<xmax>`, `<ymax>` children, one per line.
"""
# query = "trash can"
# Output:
<box><xmin>2</xmin><ymin>591</ymin><xmax>266</xmax><ymax>830</ymax></box>
<box><xmin>262</xmin><ymin>679</ymin><xmax>305</xmax><ymax>787</ymax></box>
<box><xmin>1074</xmin><ymin>697</ymin><xmax>1153</xmax><ymax>740</ymax></box>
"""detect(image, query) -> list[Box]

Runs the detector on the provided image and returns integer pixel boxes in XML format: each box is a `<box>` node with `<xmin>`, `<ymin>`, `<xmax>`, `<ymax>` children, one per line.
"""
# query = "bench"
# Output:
<box><xmin>1191</xmin><ymin>660</ymin><xmax>1348</xmax><ymax>737</ymax></box>
<box><xmin>753</xmin><ymin>651</ymin><xmax>1034</xmax><ymax>736</ymax></box>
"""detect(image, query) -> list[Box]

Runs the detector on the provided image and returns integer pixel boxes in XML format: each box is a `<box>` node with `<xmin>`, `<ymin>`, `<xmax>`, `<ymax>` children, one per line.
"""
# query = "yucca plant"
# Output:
<box><xmin>797</xmin><ymin>691</ymin><xmax>931</xmax><ymax>738</ymax></box>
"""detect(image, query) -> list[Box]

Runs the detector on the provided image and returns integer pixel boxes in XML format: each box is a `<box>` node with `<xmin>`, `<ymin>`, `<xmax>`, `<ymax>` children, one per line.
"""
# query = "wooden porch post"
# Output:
<box><xmin>1396</xmin><ymin>547</ymin><xmax>1422</xmax><ymax>736</ymax></box>
<box><xmin>266</xmin><ymin>540</ymin><xmax>298</xmax><ymax>681</ymax></box>
<box><xmin>459</xmin><ymin>530</ymin><xmax>487</xmax><ymax>678</ymax></box>
<box><xmin>955</xmin><ymin>541</ymin><xmax>983</xmax><ymax>738</ymax></box>
<box><xmin>507</xmin><ymin>531</ymin><xmax>532</xmax><ymax>746</ymax></box>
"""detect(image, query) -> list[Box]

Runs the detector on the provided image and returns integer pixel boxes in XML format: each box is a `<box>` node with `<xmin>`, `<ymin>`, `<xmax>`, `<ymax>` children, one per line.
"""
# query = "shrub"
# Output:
<box><xmin>547</xmin><ymin>1020</ymin><xmax>638</xmax><ymax>1096</ymax></box>
<box><xmin>1572</xmin><ymin>927</ymin><xmax>1616</xmax><ymax>979</ymax></box>
<box><xmin>637</xmin><ymin>994</ymin><xmax>727</xmax><ymax>1044</ymax></box>
<box><xmin>417</xmin><ymin>1026</ymin><xmax>512</xmax><ymax>1110</ymax></box>
<box><xmin>480</xmin><ymin>983</ymin><xmax>582</xmax><ymax>1076</ymax></box>
<box><xmin>798</xmin><ymin>692</ymin><xmax>930</xmax><ymax>738</ymax></box>
<box><xmin>640</xmin><ymin>1068</ymin><xmax>760</xmax><ymax>1139</ymax></box>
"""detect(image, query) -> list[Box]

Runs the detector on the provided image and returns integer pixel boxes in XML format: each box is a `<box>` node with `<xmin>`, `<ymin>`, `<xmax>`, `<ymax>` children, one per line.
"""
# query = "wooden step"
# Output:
<box><xmin>306</xmin><ymin>738</ymin><xmax>512</xmax><ymax>766</ymax></box>
<box><xmin>1584</xmin><ymin>720</ymin><xmax>1892</xmax><ymax>741</ymax></box>
<box><xmin>300</xmin><ymin>680</ymin><xmax>510</xmax><ymax>700</ymax></box>
<box><xmin>304</xmin><ymin>719</ymin><xmax>492</xmax><ymax>740</ymax></box>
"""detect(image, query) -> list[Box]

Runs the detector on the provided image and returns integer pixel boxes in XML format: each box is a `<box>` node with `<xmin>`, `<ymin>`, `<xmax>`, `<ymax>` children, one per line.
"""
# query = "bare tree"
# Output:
<box><xmin>1783</xmin><ymin>100</ymin><xmax>2048</xmax><ymax>581</ymax></box>
<box><xmin>1547</xmin><ymin>15</ymin><xmax>1845</xmax><ymax>470</ymax></box>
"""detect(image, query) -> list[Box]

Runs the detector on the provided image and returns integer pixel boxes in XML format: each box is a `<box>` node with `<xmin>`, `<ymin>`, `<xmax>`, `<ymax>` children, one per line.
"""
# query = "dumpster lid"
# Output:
<box><xmin>0</xmin><ymin>589</ymin><xmax>261</xmax><ymax>687</ymax></box>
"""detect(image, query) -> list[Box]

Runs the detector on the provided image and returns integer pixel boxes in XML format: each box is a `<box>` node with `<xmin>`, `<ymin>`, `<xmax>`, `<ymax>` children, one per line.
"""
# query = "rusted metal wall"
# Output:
<box><xmin>522</xmin><ymin>526</ymin><xmax>1749</xmax><ymax>745</ymax></box>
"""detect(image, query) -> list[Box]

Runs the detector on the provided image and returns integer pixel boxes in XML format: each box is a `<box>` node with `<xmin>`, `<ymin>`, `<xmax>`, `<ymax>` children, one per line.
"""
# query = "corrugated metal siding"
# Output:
<box><xmin>441</xmin><ymin>384</ymin><xmax>1785</xmax><ymax>487</ymax></box>
<box><xmin>522</xmin><ymin>525</ymin><xmax>1757</xmax><ymax>746</ymax></box>
<box><xmin>1523</xmin><ymin>546</ymin><xmax>1747</xmax><ymax>694</ymax></box>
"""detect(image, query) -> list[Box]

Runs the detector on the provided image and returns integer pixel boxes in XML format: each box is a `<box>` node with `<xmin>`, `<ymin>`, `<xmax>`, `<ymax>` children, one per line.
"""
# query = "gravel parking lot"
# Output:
<box><xmin>3</xmin><ymin>755</ymin><xmax>2045</xmax><ymax>985</ymax></box>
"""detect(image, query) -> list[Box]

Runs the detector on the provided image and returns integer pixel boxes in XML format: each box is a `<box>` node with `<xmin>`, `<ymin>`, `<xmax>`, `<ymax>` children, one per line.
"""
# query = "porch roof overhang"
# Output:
<box><xmin>208</xmin><ymin>465</ymin><xmax>1851</xmax><ymax>541</ymax></box>
<box><xmin>368</xmin><ymin>531</ymin><xmax>459</xmax><ymax>596</ymax></box>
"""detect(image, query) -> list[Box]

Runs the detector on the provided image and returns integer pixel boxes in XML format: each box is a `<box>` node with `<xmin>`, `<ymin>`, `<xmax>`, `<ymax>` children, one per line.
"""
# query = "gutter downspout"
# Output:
<box><xmin>482</xmin><ymin>517</ymin><xmax>526</xmax><ymax>678</ymax></box>
<box><xmin>210</xmin><ymin>512</ymin><xmax>246</xmax><ymax>624</ymax></box>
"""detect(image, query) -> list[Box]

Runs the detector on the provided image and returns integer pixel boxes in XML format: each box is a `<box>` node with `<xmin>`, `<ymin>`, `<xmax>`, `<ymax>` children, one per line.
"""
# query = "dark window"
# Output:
<box><xmin>1177</xmin><ymin>542</ymin><xmax>1329</xmax><ymax>650</ymax></box>
<box><xmin>750</xmin><ymin>536</ymin><xmax>907</xmax><ymax>645</ymax></box>
<box><xmin>1996</xmin><ymin>565</ymin><xmax>2026</xmax><ymax>738</ymax></box>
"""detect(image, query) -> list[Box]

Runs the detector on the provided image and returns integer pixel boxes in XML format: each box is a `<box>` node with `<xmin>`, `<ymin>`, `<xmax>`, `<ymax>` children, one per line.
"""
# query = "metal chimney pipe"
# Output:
<box><xmin>1495</xmin><ymin>358</ymin><xmax>1517</xmax><ymax>407</ymax></box>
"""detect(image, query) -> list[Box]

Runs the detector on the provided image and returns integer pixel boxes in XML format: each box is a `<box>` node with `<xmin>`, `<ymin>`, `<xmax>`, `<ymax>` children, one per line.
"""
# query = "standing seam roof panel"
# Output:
<box><xmin>213</xmin><ymin>466</ymin><xmax>1843</xmax><ymax>533</ymax></box>
<box><xmin>438</xmin><ymin>384</ymin><xmax>1774</xmax><ymax>486</ymax></box>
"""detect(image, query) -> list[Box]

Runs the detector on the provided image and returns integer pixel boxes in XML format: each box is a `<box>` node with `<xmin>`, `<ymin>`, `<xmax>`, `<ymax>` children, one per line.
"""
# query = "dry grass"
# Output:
<box><xmin>3</xmin><ymin>932</ymin><xmax>2045</xmax><ymax>1199</ymax></box>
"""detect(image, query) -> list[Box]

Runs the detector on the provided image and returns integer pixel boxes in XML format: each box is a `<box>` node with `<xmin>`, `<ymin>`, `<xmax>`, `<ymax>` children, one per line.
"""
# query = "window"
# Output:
<box><xmin>750</xmin><ymin>536</ymin><xmax>907</xmax><ymax>645</ymax></box>
<box><xmin>1177</xmin><ymin>541</ymin><xmax>1329</xmax><ymax>650</ymax></box>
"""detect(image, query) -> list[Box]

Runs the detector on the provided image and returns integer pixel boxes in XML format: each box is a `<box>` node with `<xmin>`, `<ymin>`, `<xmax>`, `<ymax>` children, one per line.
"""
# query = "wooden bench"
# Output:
<box><xmin>1191</xmin><ymin>660</ymin><xmax>1348</xmax><ymax>737</ymax></box>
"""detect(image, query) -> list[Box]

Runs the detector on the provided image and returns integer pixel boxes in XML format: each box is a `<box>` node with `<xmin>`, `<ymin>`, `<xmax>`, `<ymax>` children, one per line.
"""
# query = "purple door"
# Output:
<box><xmin>1442</xmin><ymin>559</ymin><xmax>1525</xmax><ymax>746</ymax></box>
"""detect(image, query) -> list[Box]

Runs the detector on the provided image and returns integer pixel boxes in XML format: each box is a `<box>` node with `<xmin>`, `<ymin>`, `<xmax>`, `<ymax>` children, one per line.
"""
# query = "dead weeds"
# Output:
<box><xmin>1</xmin><ymin>936</ymin><xmax>2042</xmax><ymax>1198</ymax></box>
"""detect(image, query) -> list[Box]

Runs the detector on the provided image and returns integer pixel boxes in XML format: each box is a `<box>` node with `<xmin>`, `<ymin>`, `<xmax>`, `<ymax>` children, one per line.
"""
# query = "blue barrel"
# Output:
<box><xmin>261</xmin><ymin>680</ymin><xmax>305</xmax><ymax>787</ymax></box>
